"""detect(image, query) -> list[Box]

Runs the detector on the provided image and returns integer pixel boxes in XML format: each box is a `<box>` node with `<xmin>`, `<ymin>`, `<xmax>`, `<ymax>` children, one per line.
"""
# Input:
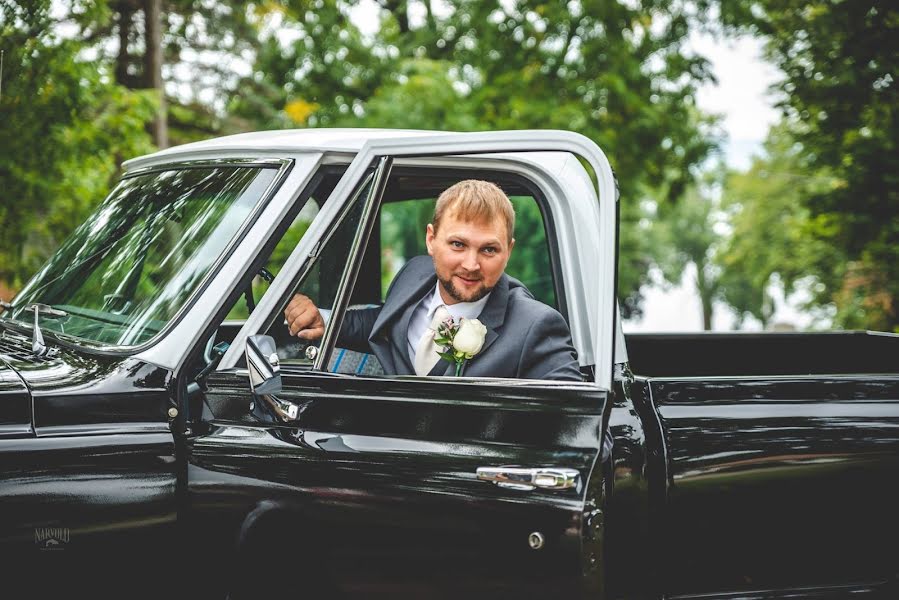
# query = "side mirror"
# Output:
<box><xmin>245</xmin><ymin>335</ymin><xmax>299</xmax><ymax>422</ymax></box>
<box><xmin>246</xmin><ymin>335</ymin><xmax>282</xmax><ymax>396</ymax></box>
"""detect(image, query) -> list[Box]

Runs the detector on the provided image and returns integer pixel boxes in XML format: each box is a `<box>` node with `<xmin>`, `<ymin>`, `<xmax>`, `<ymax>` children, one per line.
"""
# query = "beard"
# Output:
<box><xmin>437</xmin><ymin>271</ymin><xmax>494</xmax><ymax>303</ymax></box>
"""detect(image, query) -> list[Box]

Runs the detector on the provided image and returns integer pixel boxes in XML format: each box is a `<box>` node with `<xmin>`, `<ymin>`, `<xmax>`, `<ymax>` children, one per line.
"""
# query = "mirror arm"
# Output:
<box><xmin>244</xmin><ymin>287</ymin><xmax>256</xmax><ymax>314</ymax></box>
<box><xmin>259</xmin><ymin>394</ymin><xmax>300</xmax><ymax>421</ymax></box>
<box><xmin>188</xmin><ymin>342</ymin><xmax>230</xmax><ymax>397</ymax></box>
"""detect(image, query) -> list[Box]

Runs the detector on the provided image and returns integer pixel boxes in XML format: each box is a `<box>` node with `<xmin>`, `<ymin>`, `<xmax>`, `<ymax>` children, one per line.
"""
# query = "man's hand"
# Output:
<box><xmin>284</xmin><ymin>293</ymin><xmax>325</xmax><ymax>340</ymax></box>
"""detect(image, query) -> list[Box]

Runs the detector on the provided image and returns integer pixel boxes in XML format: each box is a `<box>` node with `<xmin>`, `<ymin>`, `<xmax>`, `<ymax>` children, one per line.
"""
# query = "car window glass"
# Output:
<box><xmin>208</xmin><ymin>169</ymin><xmax>344</xmax><ymax>364</ymax></box>
<box><xmin>5</xmin><ymin>166</ymin><xmax>278</xmax><ymax>348</ymax></box>
<box><xmin>224</xmin><ymin>200</ymin><xmax>320</xmax><ymax>321</ymax></box>
<box><xmin>265</xmin><ymin>171</ymin><xmax>375</xmax><ymax>366</ymax></box>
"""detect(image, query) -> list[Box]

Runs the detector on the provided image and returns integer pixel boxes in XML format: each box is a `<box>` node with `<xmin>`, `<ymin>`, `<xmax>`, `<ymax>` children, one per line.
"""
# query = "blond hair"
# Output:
<box><xmin>433</xmin><ymin>180</ymin><xmax>515</xmax><ymax>243</ymax></box>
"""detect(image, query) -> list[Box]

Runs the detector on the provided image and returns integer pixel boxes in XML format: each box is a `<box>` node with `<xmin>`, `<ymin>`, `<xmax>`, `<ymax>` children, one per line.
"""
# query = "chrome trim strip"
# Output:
<box><xmin>0</xmin><ymin>424</ymin><xmax>34</xmax><ymax>438</ymax></box>
<box><xmin>123</xmin><ymin>157</ymin><xmax>290</xmax><ymax>178</ymax></box>
<box><xmin>667</xmin><ymin>581</ymin><xmax>888</xmax><ymax>599</ymax></box>
<box><xmin>34</xmin><ymin>422</ymin><xmax>171</xmax><ymax>437</ymax></box>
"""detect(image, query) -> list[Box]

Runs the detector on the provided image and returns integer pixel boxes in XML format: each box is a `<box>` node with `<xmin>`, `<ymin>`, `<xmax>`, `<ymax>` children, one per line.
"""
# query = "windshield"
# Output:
<box><xmin>1</xmin><ymin>165</ymin><xmax>279</xmax><ymax>348</ymax></box>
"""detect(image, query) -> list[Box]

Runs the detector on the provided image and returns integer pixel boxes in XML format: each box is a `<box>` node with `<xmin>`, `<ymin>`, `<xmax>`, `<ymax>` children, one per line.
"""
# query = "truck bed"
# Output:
<box><xmin>624</xmin><ymin>330</ymin><xmax>899</xmax><ymax>377</ymax></box>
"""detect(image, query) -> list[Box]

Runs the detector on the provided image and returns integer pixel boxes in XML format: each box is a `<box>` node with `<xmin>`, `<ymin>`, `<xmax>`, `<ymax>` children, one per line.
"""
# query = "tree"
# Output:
<box><xmin>715</xmin><ymin>126</ymin><xmax>838</xmax><ymax>329</ymax></box>
<box><xmin>0</xmin><ymin>0</ymin><xmax>155</xmax><ymax>295</ymax></box>
<box><xmin>715</xmin><ymin>0</ymin><xmax>899</xmax><ymax>331</ymax></box>
<box><xmin>234</xmin><ymin>0</ymin><xmax>722</xmax><ymax>318</ymax></box>
<box><xmin>60</xmin><ymin>0</ymin><xmax>265</xmax><ymax>146</ymax></box>
<box><xmin>654</xmin><ymin>178</ymin><xmax>723</xmax><ymax>330</ymax></box>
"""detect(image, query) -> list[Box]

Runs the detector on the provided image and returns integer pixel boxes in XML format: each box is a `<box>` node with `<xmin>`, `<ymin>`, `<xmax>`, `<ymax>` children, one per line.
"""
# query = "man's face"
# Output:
<box><xmin>426</xmin><ymin>210</ymin><xmax>514</xmax><ymax>304</ymax></box>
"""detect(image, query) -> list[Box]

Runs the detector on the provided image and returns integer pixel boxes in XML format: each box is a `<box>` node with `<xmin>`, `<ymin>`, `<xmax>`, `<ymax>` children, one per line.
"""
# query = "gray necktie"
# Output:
<box><xmin>413</xmin><ymin>305</ymin><xmax>451</xmax><ymax>376</ymax></box>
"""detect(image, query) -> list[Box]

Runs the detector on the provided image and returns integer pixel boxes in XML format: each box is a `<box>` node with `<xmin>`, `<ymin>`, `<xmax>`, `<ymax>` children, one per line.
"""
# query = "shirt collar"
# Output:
<box><xmin>426</xmin><ymin>281</ymin><xmax>491</xmax><ymax>322</ymax></box>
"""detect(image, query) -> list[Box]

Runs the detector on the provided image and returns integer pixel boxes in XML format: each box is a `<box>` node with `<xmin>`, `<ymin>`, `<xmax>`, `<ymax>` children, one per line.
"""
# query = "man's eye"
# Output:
<box><xmin>483</xmin><ymin>247</ymin><xmax>497</xmax><ymax>255</ymax></box>
<box><xmin>450</xmin><ymin>241</ymin><xmax>464</xmax><ymax>248</ymax></box>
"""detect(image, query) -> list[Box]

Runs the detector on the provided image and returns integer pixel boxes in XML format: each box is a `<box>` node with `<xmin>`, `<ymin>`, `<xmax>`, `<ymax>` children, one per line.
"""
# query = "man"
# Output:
<box><xmin>284</xmin><ymin>179</ymin><xmax>581</xmax><ymax>381</ymax></box>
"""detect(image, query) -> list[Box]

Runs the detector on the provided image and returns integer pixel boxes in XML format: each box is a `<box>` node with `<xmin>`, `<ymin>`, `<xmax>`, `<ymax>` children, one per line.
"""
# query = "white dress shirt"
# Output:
<box><xmin>406</xmin><ymin>282</ymin><xmax>491</xmax><ymax>361</ymax></box>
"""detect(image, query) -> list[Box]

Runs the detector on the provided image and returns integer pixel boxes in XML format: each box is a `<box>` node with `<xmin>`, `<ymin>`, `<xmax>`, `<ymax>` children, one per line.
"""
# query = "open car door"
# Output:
<box><xmin>191</xmin><ymin>131</ymin><xmax>619</xmax><ymax>599</ymax></box>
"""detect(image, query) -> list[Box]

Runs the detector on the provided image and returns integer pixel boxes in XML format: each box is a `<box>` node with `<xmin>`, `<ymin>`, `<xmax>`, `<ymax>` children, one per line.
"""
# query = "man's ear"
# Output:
<box><xmin>509</xmin><ymin>237</ymin><xmax>515</xmax><ymax>253</ymax></box>
<box><xmin>425</xmin><ymin>223</ymin><xmax>436</xmax><ymax>256</ymax></box>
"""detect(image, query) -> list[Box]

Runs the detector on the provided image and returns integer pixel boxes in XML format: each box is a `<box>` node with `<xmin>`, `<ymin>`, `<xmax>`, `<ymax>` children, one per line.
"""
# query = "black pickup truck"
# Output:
<box><xmin>1</xmin><ymin>130</ymin><xmax>897</xmax><ymax>599</ymax></box>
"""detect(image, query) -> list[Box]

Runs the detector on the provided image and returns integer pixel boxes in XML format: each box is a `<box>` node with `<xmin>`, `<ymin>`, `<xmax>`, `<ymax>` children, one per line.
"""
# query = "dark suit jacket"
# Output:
<box><xmin>337</xmin><ymin>256</ymin><xmax>582</xmax><ymax>381</ymax></box>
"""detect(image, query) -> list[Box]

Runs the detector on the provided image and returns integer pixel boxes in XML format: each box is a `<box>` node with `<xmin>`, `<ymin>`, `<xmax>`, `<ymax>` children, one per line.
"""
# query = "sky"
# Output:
<box><xmin>691</xmin><ymin>32</ymin><xmax>782</xmax><ymax>172</ymax></box>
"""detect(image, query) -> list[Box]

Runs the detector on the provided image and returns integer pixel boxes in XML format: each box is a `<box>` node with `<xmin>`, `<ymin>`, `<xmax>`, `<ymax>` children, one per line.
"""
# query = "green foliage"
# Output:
<box><xmin>715</xmin><ymin>0</ymin><xmax>899</xmax><ymax>330</ymax></box>
<box><xmin>380</xmin><ymin>198</ymin><xmax>435</xmax><ymax>294</ymax></box>
<box><xmin>506</xmin><ymin>197</ymin><xmax>556</xmax><ymax>308</ymax></box>
<box><xmin>0</xmin><ymin>0</ymin><xmax>155</xmax><ymax>292</ymax></box>
<box><xmin>231</xmin><ymin>0</ymin><xmax>721</xmax><ymax>317</ymax></box>
<box><xmin>716</xmin><ymin>127</ymin><xmax>831</xmax><ymax>328</ymax></box>
<box><xmin>653</xmin><ymin>178</ymin><xmax>722</xmax><ymax>330</ymax></box>
<box><xmin>337</xmin><ymin>58</ymin><xmax>481</xmax><ymax>131</ymax></box>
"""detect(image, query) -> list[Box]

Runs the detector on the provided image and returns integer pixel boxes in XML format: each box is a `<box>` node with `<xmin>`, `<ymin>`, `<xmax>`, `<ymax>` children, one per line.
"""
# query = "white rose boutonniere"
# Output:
<box><xmin>433</xmin><ymin>317</ymin><xmax>488</xmax><ymax>376</ymax></box>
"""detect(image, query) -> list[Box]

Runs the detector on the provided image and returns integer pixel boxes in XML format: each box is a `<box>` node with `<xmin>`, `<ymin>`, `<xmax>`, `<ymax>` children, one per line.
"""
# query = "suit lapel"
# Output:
<box><xmin>369</xmin><ymin>259</ymin><xmax>512</xmax><ymax>377</ymax></box>
<box><xmin>471</xmin><ymin>273</ymin><xmax>509</xmax><ymax>359</ymax></box>
<box><xmin>369</xmin><ymin>262</ymin><xmax>436</xmax><ymax>377</ymax></box>
<box><xmin>428</xmin><ymin>354</ymin><xmax>454</xmax><ymax>376</ymax></box>
<box><xmin>389</xmin><ymin>298</ymin><xmax>422</xmax><ymax>375</ymax></box>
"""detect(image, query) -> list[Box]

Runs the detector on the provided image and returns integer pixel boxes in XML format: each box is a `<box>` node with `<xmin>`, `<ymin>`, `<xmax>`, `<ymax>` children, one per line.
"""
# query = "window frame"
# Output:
<box><xmin>218</xmin><ymin>131</ymin><xmax>617</xmax><ymax>391</ymax></box>
<box><xmin>312</xmin><ymin>157</ymin><xmax>393</xmax><ymax>371</ymax></box>
<box><xmin>301</xmin><ymin>161</ymin><xmax>579</xmax><ymax>382</ymax></box>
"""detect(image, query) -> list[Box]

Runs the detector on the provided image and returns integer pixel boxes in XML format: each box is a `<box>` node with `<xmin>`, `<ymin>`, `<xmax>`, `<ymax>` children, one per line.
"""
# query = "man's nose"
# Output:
<box><xmin>461</xmin><ymin>249</ymin><xmax>480</xmax><ymax>272</ymax></box>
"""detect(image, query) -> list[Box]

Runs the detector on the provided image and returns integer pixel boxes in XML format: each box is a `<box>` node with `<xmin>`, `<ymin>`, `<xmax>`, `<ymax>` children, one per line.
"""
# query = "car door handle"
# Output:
<box><xmin>476</xmin><ymin>467</ymin><xmax>580</xmax><ymax>491</ymax></box>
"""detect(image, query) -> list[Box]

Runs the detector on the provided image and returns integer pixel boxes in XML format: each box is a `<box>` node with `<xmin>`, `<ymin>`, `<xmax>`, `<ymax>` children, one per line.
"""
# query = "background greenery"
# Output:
<box><xmin>1</xmin><ymin>0</ymin><xmax>896</xmax><ymax>331</ymax></box>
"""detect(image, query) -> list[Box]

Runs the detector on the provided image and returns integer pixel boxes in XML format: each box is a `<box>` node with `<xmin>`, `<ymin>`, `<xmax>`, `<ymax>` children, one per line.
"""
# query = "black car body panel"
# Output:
<box><xmin>653</xmin><ymin>374</ymin><xmax>899</xmax><ymax>597</ymax></box>
<box><xmin>0</xmin><ymin>330</ymin><xmax>177</xmax><ymax>595</ymax></box>
<box><xmin>0</xmin><ymin>352</ymin><xmax>32</xmax><ymax>437</ymax></box>
<box><xmin>187</xmin><ymin>370</ymin><xmax>609</xmax><ymax>598</ymax></box>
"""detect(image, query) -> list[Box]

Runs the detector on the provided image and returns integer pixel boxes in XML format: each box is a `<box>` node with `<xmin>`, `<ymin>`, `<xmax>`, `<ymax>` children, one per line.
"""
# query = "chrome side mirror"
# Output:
<box><xmin>246</xmin><ymin>335</ymin><xmax>282</xmax><ymax>395</ymax></box>
<box><xmin>245</xmin><ymin>336</ymin><xmax>299</xmax><ymax>421</ymax></box>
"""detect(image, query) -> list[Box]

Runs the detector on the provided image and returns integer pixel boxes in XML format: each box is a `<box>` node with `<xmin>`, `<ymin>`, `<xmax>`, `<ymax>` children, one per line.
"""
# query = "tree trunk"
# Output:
<box><xmin>115</xmin><ymin>3</ymin><xmax>134</xmax><ymax>86</ymax></box>
<box><xmin>143</xmin><ymin>0</ymin><xmax>167</xmax><ymax>148</ymax></box>
<box><xmin>695</xmin><ymin>263</ymin><xmax>714</xmax><ymax>331</ymax></box>
<box><xmin>383</xmin><ymin>0</ymin><xmax>410</xmax><ymax>34</ymax></box>
<box><xmin>700</xmin><ymin>292</ymin><xmax>713</xmax><ymax>331</ymax></box>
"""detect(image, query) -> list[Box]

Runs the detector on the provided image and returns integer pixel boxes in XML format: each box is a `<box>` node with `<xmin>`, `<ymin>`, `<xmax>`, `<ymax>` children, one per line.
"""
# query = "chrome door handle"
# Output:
<box><xmin>476</xmin><ymin>467</ymin><xmax>580</xmax><ymax>491</ymax></box>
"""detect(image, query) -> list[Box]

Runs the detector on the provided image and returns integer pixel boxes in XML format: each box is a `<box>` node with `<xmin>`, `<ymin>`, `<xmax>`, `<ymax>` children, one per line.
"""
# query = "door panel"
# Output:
<box><xmin>189</xmin><ymin>370</ymin><xmax>608</xmax><ymax>598</ymax></box>
<box><xmin>200</xmin><ymin>132</ymin><xmax>617</xmax><ymax>597</ymax></box>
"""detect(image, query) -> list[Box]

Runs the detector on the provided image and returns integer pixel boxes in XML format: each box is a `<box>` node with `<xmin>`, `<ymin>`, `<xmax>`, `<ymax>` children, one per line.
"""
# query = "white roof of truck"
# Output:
<box><xmin>123</xmin><ymin>129</ymin><xmax>453</xmax><ymax>170</ymax></box>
